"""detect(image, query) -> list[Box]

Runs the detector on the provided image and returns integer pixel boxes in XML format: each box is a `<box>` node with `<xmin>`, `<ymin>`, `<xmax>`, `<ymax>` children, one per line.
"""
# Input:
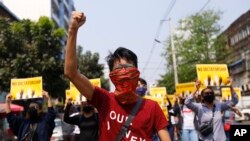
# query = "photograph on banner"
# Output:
<box><xmin>196</xmin><ymin>64</ymin><xmax>229</xmax><ymax>88</ymax></box>
<box><xmin>176</xmin><ymin>82</ymin><xmax>195</xmax><ymax>97</ymax></box>
<box><xmin>221</xmin><ymin>87</ymin><xmax>241</xmax><ymax>100</ymax></box>
<box><xmin>149</xmin><ymin>87</ymin><xmax>167</xmax><ymax>98</ymax></box>
<box><xmin>10</xmin><ymin>77</ymin><xmax>43</xmax><ymax>100</ymax></box>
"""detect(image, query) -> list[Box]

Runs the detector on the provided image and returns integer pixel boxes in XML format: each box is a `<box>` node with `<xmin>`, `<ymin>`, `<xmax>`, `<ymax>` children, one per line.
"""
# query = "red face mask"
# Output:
<box><xmin>109</xmin><ymin>67</ymin><xmax>140</xmax><ymax>104</ymax></box>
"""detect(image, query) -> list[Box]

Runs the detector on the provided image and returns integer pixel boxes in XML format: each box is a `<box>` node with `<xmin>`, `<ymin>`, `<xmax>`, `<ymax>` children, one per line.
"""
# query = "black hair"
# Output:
<box><xmin>139</xmin><ymin>78</ymin><xmax>147</xmax><ymax>86</ymax></box>
<box><xmin>29</xmin><ymin>98</ymin><xmax>43</xmax><ymax>109</ymax></box>
<box><xmin>200</xmin><ymin>87</ymin><xmax>214</xmax><ymax>97</ymax></box>
<box><xmin>106</xmin><ymin>47</ymin><xmax>138</xmax><ymax>71</ymax></box>
<box><xmin>179</xmin><ymin>97</ymin><xmax>185</xmax><ymax>105</ymax></box>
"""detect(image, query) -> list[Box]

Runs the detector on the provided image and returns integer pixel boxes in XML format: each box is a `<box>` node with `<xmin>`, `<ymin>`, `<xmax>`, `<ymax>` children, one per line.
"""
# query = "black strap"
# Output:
<box><xmin>210</xmin><ymin>106</ymin><xmax>215</xmax><ymax>124</ymax></box>
<box><xmin>198</xmin><ymin>105</ymin><xmax>215</xmax><ymax>125</ymax></box>
<box><xmin>115</xmin><ymin>97</ymin><xmax>143</xmax><ymax>141</ymax></box>
<box><xmin>29</xmin><ymin>123</ymin><xmax>38</xmax><ymax>141</ymax></box>
<box><xmin>21</xmin><ymin>123</ymin><xmax>38</xmax><ymax>141</ymax></box>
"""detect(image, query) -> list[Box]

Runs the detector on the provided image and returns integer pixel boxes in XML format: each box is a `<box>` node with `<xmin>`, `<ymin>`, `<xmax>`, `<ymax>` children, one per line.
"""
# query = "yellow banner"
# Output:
<box><xmin>144</xmin><ymin>96</ymin><xmax>168</xmax><ymax>118</ymax></box>
<box><xmin>90</xmin><ymin>78</ymin><xmax>101</xmax><ymax>87</ymax></box>
<box><xmin>167</xmin><ymin>95</ymin><xmax>176</xmax><ymax>106</ymax></box>
<box><xmin>162</xmin><ymin>108</ymin><xmax>169</xmax><ymax>120</ymax></box>
<box><xmin>196</xmin><ymin>64</ymin><xmax>229</xmax><ymax>88</ymax></box>
<box><xmin>11</xmin><ymin>77</ymin><xmax>43</xmax><ymax>100</ymax></box>
<box><xmin>221</xmin><ymin>87</ymin><xmax>241</xmax><ymax>100</ymax></box>
<box><xmin>65</xmin><ymin>89</ymin><xmax>72</xmax><ymax>101</ymax></box>
<box><xmin>69</xmin><ymin>83</ymin><xmax>84</xmax><ymax>104</ymax></box>
<box><xmin>70</xmin><ymin>78</ymin><xmax>101</xmax><ymax>91</ymax></box>
<box><xmin>65</xmin><ymin>89</ymin><xmax>86</xmax><ymax>105</ymax></box>
<box><xmin>149</xmin><ymin>87</ymin><xmax>167</xmax><ymax>98</ymax></box>
<box><xmin>176</xmin><ymin>82</ymin><xmax>195</xmax><ymax>96</ymax></box>
<box><xmin>69</xmin><ymin>78</ymin><xmax>100</xmax><ymax>104</ymax></box>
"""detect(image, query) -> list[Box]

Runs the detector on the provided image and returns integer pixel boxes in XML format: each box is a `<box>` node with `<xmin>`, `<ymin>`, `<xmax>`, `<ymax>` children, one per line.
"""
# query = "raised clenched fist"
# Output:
<box><xmin>6</xmin><ymin>93</ymin><xmax>12</xmax><ymax>103</ymax></box>
<box><xmin>70</xmin><ymin>11</ymin><xmax>86</xmax><ymax>30</ymax></box>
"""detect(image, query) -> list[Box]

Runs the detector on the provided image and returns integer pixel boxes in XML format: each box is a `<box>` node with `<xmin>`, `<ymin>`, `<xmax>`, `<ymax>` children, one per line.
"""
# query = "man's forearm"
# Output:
<box><xmin>64</xmin><ymin>28</ymin><xmax>78</xmax><ymax>78</ymax></box>
<box><xmin>5</xmin><ymin>101</ymin><xmax>11</xmax><ymax>113</ymax></box>
<box><xmin>47</xmin><ymin>97</ymin><xmax>52</xmax><ymax>107</ymax></box>
<box><xmin>158</xmin><ymin>129</ymin><xmax>171</xmax><ymax>141</ymax></box>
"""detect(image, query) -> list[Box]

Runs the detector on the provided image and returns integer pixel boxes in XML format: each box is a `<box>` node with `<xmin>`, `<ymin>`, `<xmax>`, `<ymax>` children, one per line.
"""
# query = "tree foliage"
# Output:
<box><xmin>0</xmin><ymin>17</ymin><xmax>67</xmax><ymax>97</ymax></box>
<box><xmin>0</xmin><ymin>17</ymin><xmax>109</xmax><ymax>98</ymax></box>
<box><xmin>158</xmin><ymin>10</ymin><xmax>229</xmax><ymax>94</ymax></box>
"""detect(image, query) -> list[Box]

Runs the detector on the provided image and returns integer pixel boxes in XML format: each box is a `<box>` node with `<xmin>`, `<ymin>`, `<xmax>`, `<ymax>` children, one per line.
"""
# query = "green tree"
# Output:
<box><xmin>158</xmin><ymin>10</ymin><xmax>229</xmax><ymax>93</ymax></box>
<box><xmin>0</xmin><ymin>17</ymin><xmax>67</xmax><ymax>97</ymax></box>
<box><xmin>76</xmin><ymin>45</ymin><xmax>110</xmax><ymax>91</ymax></box>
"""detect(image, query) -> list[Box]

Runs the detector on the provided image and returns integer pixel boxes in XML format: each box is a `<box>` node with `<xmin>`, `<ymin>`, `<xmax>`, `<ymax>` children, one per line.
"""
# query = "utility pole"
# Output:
<box><xmin>169</xmin><ymin>18</ymin><xmax>178</xmax><ymax>85</ymax></box>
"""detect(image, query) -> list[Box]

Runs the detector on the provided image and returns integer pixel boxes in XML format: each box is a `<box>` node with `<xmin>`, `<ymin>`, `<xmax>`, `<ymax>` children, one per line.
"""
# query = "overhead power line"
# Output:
<box><xmin>142</xmin><ymin>0</ymin><xmax>176</xmax><ymax>74</ymax></box>
<box><xmin>198</xmin><ymin>0</ymin><xmax>211</xmax><ymax>13</ymax></box>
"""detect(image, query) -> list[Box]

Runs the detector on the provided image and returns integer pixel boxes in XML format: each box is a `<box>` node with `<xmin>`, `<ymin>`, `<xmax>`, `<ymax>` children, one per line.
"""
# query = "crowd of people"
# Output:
<box><xmin>0</xmin><ymin>11</ymin><xmax>242</xmax><ymax>141</ymax></box>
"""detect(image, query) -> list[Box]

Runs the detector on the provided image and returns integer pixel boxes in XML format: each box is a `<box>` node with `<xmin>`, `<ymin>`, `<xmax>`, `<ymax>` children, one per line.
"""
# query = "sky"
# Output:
<box><xmin>74</xmin><ymin>0</ymin><xmax>249</xmax><ymax>89</ymax></box>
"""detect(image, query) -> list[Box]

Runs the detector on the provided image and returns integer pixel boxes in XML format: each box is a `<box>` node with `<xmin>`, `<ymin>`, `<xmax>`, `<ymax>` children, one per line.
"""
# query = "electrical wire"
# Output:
<box><xmin>149</xmin><ymin>0</ymin><xmax>211</xmax><ymax>81</ymax></box>
<box><xmin>141</xmin><ymin>0</ymin><xmax>176</xmax><ymax>74</ymax></box>
<box><xmin>198</xmin><ymin>0</ymin><xmax>211</xmax><ymax>13</ymax></box>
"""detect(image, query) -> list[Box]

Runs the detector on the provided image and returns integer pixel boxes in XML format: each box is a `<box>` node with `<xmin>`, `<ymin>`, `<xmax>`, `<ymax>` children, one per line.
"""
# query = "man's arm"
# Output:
<box><xmin>166</xmin><ymin>97</ymin><xmax>172</xmax><ymax>110</ymax></box>
<box><xmin>43</xmin><ymin>91</ymin><xmax>56</xmax><ymax>137</ymax></box>
<box><xmin>184</xmin><ymin>80</ymin><xmax>201</xmax><ymax>113</ymax></box>
<box><xmin>43</xmin><ymin>91</ymin><xmax>52</xmax><ymax>108</ymax></box>
<box><xmin>232</xmin><ymin>106</ymin><xmax>242</xmax><ymax>117</ymax></box>
<box><xmin>64</xmin><ymin>11</ymin><xmax>94</xmax><ymax>101</ymax></box>
<box><xmin>43</xmin><ymin>91</ymin><xmax>56</xmax><ymax>122</ymax></box>
<box><xmin>5</xmin><ymin>93</ymin><xmax>23</xmax><ymax>135</ymax></box>
<box><xmin>63</xmin><ymin>105</ymin><xmax>81</xmax><ymax>125</ymax></box>
<box><xmin>221</xmin><ymin>77</ymin><xmax>239</xmax><ymax>111</ymax></box>
<box><xmin>5</xmin><ymin>93</ymin><xmax>11</xmax><ymax>113</ymax></box>
<box><xmin>63</xmin><ymin>99</ymin><xmax>80</xmax><ymax>125</ymax></box>
<box><xmin>158</xmin><ymin>129</ymin><xmax>171</xmax><ymax>141</ymax></box>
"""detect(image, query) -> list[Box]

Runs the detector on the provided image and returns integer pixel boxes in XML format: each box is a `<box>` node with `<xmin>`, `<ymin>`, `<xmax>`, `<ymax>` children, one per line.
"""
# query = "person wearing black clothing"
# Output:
<box><xmin>5</xmin><ymin>91</ymin><xmax>56</xmax><ymax>141</ymax></box>
<box><xmin>136</xmin><ymin>78</ymin><xmax>148</xmax><ymax>97</ymax></box>
<box><xmin>166</xmin><ymin>97</ymin><xmax>175</xmax><ymax>141</ymax></box>
<box><xmin>172</xmin><ymin>98</ymin><xmax>182</xmax><ymax>141</ymax></box>
<box><xmin>64</xmin><ymin>99</ymin><xmax>99</xmax><ymax>141</ymax></box>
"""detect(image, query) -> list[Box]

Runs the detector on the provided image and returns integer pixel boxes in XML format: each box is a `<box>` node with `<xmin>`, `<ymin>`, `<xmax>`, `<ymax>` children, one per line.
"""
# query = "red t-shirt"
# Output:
<box><xmin>89</xmin><ymin>87</ymin><xmax>168</xmax><ymax>141</ymax></box>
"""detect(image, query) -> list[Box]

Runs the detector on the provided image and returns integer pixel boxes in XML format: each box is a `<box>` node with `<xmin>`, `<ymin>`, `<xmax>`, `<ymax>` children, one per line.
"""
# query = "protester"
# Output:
<box><xmin>178</xmin><ymin>96</ymin><xmax>198</xmax><ymax>141</ymax></box>
<box><xmin>135</xmin><ymin>78</ymin><xmax>160</xmax><ymax>141</ymax></box>
<box><xmin>166</xmin><ymin>97</ymin><xmax>176</xmax><ymax>141</ymax></box>
<box><xmin>64</xmin><ymin>11</ymin><xmax>171</xmax><ymax>140</ymax></box>
<box><xmin>222</xmin><ymin>100</ymin><xmax>242</xmax><ymax>141</ymax></box>
<box><xmin>185</xmin><ymin>78</ymin><xmax>238</xmax><ymax>141</ymax></box>
<box><xmin>66</xmin><ymin>109</ymin><xmax>81</xmax><ymax>141</ymax></box>
<box><xmin>63</xmin><ymin>98</ymin><xmax>99</xmax><ymax>141</ymax></box>
<box><xmin>136</xmin><ymin>78</ymin><xmax>148</xmax><ymax>97</ymax></box>
<box><xmin>172</xmin><ymin>99</ymin><xmax>182</xmax><ymax>141</ymax></box>
<box><xmin>6</xmin><ymin>91</ymin><xmax>56</xmax><ymax>141</ymax></box>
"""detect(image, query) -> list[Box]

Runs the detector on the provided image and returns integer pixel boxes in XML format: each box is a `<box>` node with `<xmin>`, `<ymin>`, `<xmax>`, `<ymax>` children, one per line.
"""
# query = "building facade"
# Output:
<box><xmin>0</xmin><ymin>1</ymin><xmax>18</xmax><ymax>21</ymax></box>
<box><xmin>2</xmin><ymin>0</ymin><xmax>75</xmax><ymax>32</ymax></box>
<box><xmin>223</xmin><ymin>9</ymin><xmax>250</xmax><ymax>107</ymax></box>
